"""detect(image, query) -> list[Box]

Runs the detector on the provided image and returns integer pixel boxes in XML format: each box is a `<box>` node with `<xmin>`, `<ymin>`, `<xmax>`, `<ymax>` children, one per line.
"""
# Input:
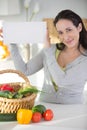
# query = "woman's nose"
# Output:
<box><xmin>62</xmin><ymin>33</ymin><xmax>69</xmax><ymax>41</ymax></box>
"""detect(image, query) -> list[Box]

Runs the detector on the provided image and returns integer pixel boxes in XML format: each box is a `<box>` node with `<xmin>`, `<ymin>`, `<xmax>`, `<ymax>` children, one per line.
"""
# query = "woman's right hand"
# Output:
<box><xmin>9</xmin><ymin>43</ymin><xmax>18</xmax><ymax>52</ymax></box>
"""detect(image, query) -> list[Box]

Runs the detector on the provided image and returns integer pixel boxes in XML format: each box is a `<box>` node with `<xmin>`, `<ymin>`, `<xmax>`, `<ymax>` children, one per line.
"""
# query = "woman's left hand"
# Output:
<box><xmin>44</xmin><ymin>29</ymin><xmax>51</xmax><ymax>48</ymax></box>
<box><xmin>0</xmin><ymin>28</ymin><xmax>3</xmax><ymax>38</ymax></box>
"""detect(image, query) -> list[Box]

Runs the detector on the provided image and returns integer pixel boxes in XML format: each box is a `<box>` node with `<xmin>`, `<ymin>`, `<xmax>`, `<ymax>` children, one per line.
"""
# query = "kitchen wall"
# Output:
<box><xmin>0</xmin><ymin>0</ymin><xmax>87</xmax><ymax>22</ymax></box>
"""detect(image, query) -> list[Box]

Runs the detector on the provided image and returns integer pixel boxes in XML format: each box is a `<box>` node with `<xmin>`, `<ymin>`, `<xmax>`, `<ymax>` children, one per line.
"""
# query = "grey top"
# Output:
<box><xmin>10</xmin><ymin>44</ymin><xmax>87</xmax><ymax>104</ymax></box>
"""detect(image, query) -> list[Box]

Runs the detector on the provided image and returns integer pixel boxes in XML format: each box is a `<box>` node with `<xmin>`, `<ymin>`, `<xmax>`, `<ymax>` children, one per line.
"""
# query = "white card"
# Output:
<box><xmin>3</xmin><ymin>22</ymin><xmax>46</xmax><ymax>44</ymax></box>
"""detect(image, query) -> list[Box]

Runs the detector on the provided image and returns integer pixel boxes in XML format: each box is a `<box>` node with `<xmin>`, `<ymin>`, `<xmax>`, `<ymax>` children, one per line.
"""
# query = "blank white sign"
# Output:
<box><xmin>3</xmin><ymin>22</ymin><xmax>46</xmax><ymax>44</ymax></box>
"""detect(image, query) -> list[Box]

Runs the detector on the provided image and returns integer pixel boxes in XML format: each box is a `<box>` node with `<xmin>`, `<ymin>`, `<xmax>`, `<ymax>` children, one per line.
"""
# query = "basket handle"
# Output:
<box><xmin>0</xmin><ymin>69</ymin><xmax>30</xmax><ymax>83</ymax></box>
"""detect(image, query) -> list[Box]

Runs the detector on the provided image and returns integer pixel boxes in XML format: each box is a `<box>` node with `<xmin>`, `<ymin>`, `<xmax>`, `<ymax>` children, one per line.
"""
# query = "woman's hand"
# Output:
<box><xmin>44</xmin><ymin>29</ymin><xmax>51</xmax><ymax>48</ymax></box>
<box><xmin>0</xmin><ymin>28</ymin><xmax>3</xmax><ymax>38</ymax></box>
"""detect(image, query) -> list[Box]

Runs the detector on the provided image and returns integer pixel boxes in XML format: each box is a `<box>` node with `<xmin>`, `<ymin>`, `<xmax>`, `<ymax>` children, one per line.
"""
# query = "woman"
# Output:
<box><xmin>10</xmin><ymin>9</ymin><xmax>87</xmax><ymax>104</ymax></box>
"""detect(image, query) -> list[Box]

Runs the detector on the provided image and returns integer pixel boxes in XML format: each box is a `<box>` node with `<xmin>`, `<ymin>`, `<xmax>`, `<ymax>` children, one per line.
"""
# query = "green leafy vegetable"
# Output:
<box><xmin>18</xmin><ymin>86</ymin><xmax>43</xmax><ymax>95</ymax></box>
<box><xmin>32</xmin><ymin>104</ymin><xmax>46</xmax><ymax>114</ymax></box>
<box><xmin>0</xmin><ymin>90</ymin><xmax>13</xmax><ymax>98</ymax></box>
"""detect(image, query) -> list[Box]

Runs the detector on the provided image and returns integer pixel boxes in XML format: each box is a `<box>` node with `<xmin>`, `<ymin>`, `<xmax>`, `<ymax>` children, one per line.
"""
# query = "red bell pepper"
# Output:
<box><xmin>0</xmin><ymin>84</ymin><xmax>14</xmax><ymax>92</ymax></box>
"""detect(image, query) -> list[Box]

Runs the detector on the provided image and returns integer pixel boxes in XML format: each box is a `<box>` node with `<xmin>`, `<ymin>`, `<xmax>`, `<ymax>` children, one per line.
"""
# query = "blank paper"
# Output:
<box><xmin>3</xmin><ymin>22</ymin><xmax>46</xmax><ymax>44</ymax></box>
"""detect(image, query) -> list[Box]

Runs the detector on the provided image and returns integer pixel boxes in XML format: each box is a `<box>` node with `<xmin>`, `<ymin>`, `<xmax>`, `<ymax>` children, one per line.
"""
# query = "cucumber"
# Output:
<box><xmin>18</xmin><ymin>86</ymin><xmax>41</xmax><ymax>95</ymax></box>
<box><xmin>12</xmin><ymin>92</ymin><xmax>23</xmax><ymax>99</ymax></box>
<box><xmin>0</xmin><ymin>113</ymin><xmax>17</xmax><ymax>121</ymax></box>
<box><xmin>0</xmin><ymin>91</ymin><xmax>13</xmax><ymax>99</ymax></box>
<box><xmin>32</xmin><ymin>104</ymin><xmax>46</xmax><ymax>114</ymax></box>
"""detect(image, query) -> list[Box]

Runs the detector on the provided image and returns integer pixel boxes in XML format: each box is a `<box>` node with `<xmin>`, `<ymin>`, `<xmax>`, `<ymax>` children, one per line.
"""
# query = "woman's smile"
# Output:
<box><xmin>66</xmin><ymin>39</ymin><xmax>74</xmax><ymax>45</ymax></box>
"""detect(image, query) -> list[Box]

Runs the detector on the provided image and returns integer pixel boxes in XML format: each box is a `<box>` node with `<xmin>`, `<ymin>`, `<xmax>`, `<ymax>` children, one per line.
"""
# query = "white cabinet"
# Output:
<box><xmin>0</xmin><ymin>0</ymin><xmax>20</xmax><ymax>15</ymax></box>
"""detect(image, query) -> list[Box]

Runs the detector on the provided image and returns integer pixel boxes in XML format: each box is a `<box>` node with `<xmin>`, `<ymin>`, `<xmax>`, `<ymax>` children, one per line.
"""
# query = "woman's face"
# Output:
<box><xmin>56</xmin><ymin>19</ymin><xmax>82</xmax><ymax>49</ymax></box>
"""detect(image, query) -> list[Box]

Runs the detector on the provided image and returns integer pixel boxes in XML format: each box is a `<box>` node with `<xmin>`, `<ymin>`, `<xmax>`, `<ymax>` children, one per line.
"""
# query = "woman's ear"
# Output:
<box><xmin>78</xmin><ymin>23</ymin><xmax>82</xmax><ymax>32</ymax></box>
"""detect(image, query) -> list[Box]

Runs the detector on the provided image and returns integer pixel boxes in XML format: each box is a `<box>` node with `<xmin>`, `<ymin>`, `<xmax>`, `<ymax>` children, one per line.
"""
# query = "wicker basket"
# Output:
<box><xmin>0</xmin><ymin>69</ymin><xmax>37</xmax><ymax>115</ymax></box>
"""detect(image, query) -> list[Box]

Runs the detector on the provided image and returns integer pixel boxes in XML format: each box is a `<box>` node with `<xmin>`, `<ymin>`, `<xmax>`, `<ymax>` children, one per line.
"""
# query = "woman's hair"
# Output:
<box><xmin>54</xmin><ymin>9</ymin><xmax>87</xmax><ymax>52</ymax></box>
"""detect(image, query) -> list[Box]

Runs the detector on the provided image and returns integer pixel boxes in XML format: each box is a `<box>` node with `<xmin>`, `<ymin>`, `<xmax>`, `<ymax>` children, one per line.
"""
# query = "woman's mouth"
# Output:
<box><xmin>66</xmin><ymin>39</ymin><xmax>74</xmax><ymax>44</ymax></box>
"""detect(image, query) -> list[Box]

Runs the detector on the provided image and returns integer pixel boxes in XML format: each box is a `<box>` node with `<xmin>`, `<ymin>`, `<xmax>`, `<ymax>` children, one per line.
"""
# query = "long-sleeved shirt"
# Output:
<box><xmin>10</xmin><ymin>44</ymin><xmax>87</xmax><ymax>104</ymax></box>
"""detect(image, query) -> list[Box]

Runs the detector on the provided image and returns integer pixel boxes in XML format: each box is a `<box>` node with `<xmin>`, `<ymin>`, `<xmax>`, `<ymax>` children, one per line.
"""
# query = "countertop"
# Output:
<box><xmin>0</xmin><ymin>101</ymin><xmax>87</xmax><ymax>130</ymax></box>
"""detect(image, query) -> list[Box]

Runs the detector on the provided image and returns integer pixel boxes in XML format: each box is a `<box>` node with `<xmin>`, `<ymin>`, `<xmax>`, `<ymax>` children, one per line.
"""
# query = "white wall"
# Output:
<box><xmin>0</xmin><ymin>0</ymin><xmax>87</xmax><ymax>22</ymax></box>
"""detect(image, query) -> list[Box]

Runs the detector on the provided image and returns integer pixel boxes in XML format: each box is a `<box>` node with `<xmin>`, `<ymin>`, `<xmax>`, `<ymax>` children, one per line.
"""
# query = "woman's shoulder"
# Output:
<box><xmin>44</xmin><ymin>44</ymin><xmax>56</xmax><ymax>50</ymax></box>
<box><xmin>43</xmin><ymin>44</ymin><xmax>56</xmax><ymax>54</ymax></box>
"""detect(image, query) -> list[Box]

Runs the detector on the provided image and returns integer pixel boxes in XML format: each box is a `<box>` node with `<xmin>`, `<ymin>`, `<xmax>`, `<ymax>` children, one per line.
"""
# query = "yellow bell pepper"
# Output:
<box><xmin>17</xmin><ymin>109</ymin><xmax>33</xmax><ymax>124</ymax></box>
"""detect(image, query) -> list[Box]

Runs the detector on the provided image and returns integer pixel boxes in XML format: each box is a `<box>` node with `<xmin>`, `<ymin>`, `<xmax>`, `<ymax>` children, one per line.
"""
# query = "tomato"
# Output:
<box><xmin>0</xmin><ymin>84</ymin><xmax>14</xmax><ymax>92</ymax></box>
<box><xmin>32</xmin><ymin>112</ymin><xmax>42</xmax><ymax>123</ymax></box>
<box><xmin>43</xmin><ymin>109</ymin><xmax>54</xmax><ymax>121</ymax></box>
<box><xmin>17</xmin><ymin>109</ymin><xmax>33</xmax><ymax>124</ymax></box>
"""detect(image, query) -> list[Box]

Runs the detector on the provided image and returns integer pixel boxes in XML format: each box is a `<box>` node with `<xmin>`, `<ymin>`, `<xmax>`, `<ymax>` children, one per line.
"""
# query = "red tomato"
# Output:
<box><xmin>43</xmin><ymin>109</ymin><xmax>54</xmax><ymax>121</ymax></box>
<box><xmin>0</xmin><ymin>84</ymin><xmax>14</xmax><ymax>92</ymax></box>
<box><xmin>32</xmin><ymin>112</ymin><xmax>42</xmax><ymax>123</ymax></box>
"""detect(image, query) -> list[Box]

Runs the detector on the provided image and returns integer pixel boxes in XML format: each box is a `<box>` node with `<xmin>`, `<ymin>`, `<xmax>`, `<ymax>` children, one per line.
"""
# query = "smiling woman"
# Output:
<box><xmin>9</xmin><ymin>9</ymin><xmax>87</xmax><ymax>104</ymax></box>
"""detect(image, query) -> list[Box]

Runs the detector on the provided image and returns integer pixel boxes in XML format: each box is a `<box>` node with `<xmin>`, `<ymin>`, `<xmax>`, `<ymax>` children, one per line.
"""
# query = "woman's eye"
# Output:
<box><xmin>66</xmin><ymin>28</ymin><xmax>72</xmax><ymax>32</ymax></box>
<box><xmin>57</xmin><ymin>28</ymin><xmax>72</xmax><ymax>35</ymax></box>
<box><xmin>58</xmin><ymin>31</ymin><xmax>63</xmax><ymax>35</ymax></box>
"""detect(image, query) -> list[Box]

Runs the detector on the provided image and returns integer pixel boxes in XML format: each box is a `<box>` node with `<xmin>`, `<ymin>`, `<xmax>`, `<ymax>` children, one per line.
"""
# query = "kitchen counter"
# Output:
<box><xmin>0</xmin><ymin>101</ymin><xmax>87</xmax><ymax>130</ymax></box>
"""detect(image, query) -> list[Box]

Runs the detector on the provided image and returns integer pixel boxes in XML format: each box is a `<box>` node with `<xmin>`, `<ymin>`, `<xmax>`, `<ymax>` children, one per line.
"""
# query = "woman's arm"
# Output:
<box><xmin>10</xmin><ymin>43</ymin><xmax>44</xmax><ymax>76</ymax></box>
<box><xmin>44</xmin><ymin>29</ymin><xmax>51</xmax><ymax>48</ymax></box>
